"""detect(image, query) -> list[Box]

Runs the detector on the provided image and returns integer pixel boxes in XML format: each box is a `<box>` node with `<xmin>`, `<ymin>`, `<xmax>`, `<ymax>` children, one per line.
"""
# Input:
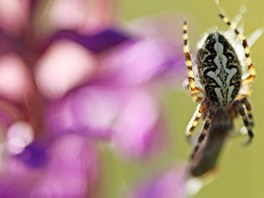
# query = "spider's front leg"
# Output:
<box><xmin>233</xmin><ymin>99</ymin><xmax>254</xmax><ymax>145</ymax></box>
<box><xmin>190</xmin><ymin>105</ymin><xmax>217</xmax><ymax>159</ymax></box>
<box><xmin>186</xmin><ymin>100</ymin><xmax>207</xmax><ymax>142</ymax></box>
<box><xmin>183</xmin><ymin>20</ymin><xmax>204</xmax><ymax>103</ymax></box>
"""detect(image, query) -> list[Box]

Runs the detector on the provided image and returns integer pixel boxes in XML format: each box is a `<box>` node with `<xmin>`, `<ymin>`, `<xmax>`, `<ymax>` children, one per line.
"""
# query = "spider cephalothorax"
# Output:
<box><xmin>183</xmin><ymin>12</ymin><xmax>256</xmax><ymax>159</ymax></box>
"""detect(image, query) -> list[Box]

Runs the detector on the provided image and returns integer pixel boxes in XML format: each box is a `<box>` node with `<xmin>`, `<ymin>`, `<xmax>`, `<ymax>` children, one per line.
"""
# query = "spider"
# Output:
<box><xmin>183</xmin><ymin>12</ymin><xmax>256</xmax><ymax>160</ymax></box>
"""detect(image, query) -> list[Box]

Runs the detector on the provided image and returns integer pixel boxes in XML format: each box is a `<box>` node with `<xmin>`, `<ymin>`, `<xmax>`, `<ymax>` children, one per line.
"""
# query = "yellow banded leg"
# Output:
<box><xmin>183</xmin><ymin>20</ymin><xmax>203</xmax><ymax>103</ymax></box>
<box><xmin>233</xmin><ymin>100</ymin><xmax>254</xmax><ymax>145</ymax></box>
<box><xmin>218</xmin><ymin>14</ymin><xmax>256</xmax><ymax>85</ymax></box>
<box><xmin>186</xmin><ymin>101</ymin><xmax>207</xmax><ymax>141</ymax></box>
<box><xmin>241</xmin><ymin>97</ymin><xmax>254</xmax><ymax>127</ymax></box>
<box><xmin>190</xmin><ymin>106</ymin><xmax>217</xmax><ymax>159</ymax></box>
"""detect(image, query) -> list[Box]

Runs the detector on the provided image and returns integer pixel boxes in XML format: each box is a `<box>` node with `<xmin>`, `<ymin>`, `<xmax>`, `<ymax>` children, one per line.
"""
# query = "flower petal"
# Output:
<box><xmin>31</xmin><ymin>135</ymin><xmax>98</xmax><ymax>198</ymax></box>
<box><xmin>100</xmin><ymin>38</ymin><xmax>184</xmax><ymax>86</ymax></box>
<box><xmin>0</xmin><ymin>0</ymin><xmax>29</xmax><ymax>35</ymax></box>
<box><xmin>47</xmin><ymin>0</ymin><xmax>88</xmax><ymax>31</ymax></box>
<box><xmin>46</xmin><ymin>85</ymin><xmax>122</xmax><ymax>139</ymax></box>
<box><xmin>47</xmin><ymin>85</ymin><xmax>165</xmax><ymax>158</ymax></box>
<box><xmin>14</xmin><ymin>141</ymin><xmax>48</xmax><ymax>168</ymax></box>
<box><xmin>0</xmin><ymin>53</ymin><xmax>32</xmax><ymax>101</ymax></box>
<box><xmin>35</xmin><ymin>39</ymin><xmax>97</xmax><ymax>99</ymax></box>
<box><xmin>46</xmin><ymin>28</ymin><xmax>132</xmax><ymax>53</ymax></box>
<box><xmin>128</xmin><ymin>167</ymin><xmax>187</xmax><ymax>198</ymax></box>
<box><xmin>46</xmin><ymin>0</ymin><xmax>116</xmax><ymax>34</ymax></box>
<box><xmin>112</xmin><ymin>90</ymin><xmax>164</xmax><ymax>158</ymax></box>
<box><xmin>0</xmin><ymin>135</ymin><xmax>99</xmax><ymax>198</ymax></box>
<box><xmin>84</xmin><ymin>0</ymin><xmax>117</xmax><ymax>34</ymax></box>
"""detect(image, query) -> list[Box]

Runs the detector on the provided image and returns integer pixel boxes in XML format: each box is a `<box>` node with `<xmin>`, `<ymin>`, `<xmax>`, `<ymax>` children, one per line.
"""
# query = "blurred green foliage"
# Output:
<box><xmin>100</xmin><ymin>0</ymin><xmax>264</xmax><ymax>197</ymax></box>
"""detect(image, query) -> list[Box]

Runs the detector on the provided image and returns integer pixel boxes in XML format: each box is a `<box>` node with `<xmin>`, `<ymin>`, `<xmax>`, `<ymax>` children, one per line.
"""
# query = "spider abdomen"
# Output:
<box><xmin>197</xmin><ymin>31</ymin><xmax>242</xmax><ymax>106</ymax></box>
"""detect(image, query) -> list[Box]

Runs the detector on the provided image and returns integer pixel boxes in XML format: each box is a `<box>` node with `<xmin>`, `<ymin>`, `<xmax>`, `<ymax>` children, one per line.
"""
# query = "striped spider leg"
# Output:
<box><xmin>219</xmin><ymin>13</ymin><xmax>256</xmax><ymax>86</ymax></box>
<box><xmin>190</xmin><ymin>104</ymin><xmax>218</xmax><ymax>159</ymax></box>
<box><xmin>183</xmin><ymin>20</ymin><xmax>205</xmax><ymax>142</ymax></box>
<box><xmin>233</xmin><ymin>99</ymin><xmax>254</xmax><ymax>145</ymax></box>
<box><xmin>183</xmin><ymin>20</ymin><xmax>204</xmax><ymax>103</ymax></box>
<box><xmin>240</xmin><ymin>97</ymin><xmax>254</xmax><ymax>127</ymax></box>
<box><xmin>186</xmin><ymin>101</ymin><xmax>206</xmax><ymax>141</ymax></box>
<box><xmin>218</xmin><ymin>13</ymin><xmax>255</xmax><ymax>144</ymax></box>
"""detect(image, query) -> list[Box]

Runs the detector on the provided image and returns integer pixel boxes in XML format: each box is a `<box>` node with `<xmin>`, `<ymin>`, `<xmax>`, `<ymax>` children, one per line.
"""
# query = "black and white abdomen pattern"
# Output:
<box><xmin>197</xmin><ymin>31</ymin><xmax>242</xmax><ymax>106</ymax></box>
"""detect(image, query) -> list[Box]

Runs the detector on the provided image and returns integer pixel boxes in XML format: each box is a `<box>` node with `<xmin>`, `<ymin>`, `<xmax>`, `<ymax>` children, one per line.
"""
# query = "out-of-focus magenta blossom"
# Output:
<box><xmin>0</xmin><ymin>135</ymin><xmax>98</xmax><ymax>198</ymax></box>
<box><xmin>100</xmin><ymin>39</ymin><xmax>182</xmax><ymax>86</ymax></box>
<box><xmin>47</xmin><ymin>86</ymin><xmax>165</xmax><ymax>158</ymax></box>
<box><xmin>127</xmin><ymin>166</ymin><xmax>204</xmax><ymax>198</ymax></box>
<box><xmin>46</xmin><ymin>0</ymin><xmax>117</xmax><ymax>34</ymax></box>
<box><xmin>0</xmin><ymin>0</ymin><xmax>29</xmax><ymax>35</ymax></box>
<box><xmin>0</xmin><ymin>0</ymin><xmax>185</xmax><ymax>197</ymax></box>
<box><xmin>128</xmin><ymin>167</ymin><xmax>187</xmax><ymax>198</ymax></box>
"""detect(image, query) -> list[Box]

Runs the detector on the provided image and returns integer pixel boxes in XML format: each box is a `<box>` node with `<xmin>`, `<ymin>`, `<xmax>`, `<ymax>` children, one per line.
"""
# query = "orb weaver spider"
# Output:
<box><xmin>183</xmin><ymin>11</ymin><xmax>258</xmax><ymax>159</ymax></box>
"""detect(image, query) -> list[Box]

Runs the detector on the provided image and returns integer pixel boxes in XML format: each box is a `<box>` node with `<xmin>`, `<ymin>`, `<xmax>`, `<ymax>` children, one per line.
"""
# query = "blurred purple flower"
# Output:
<box><xmin>47</xmin><ymin>85</ymin><xmax>166</xmax><ymax>158</ymax></box>
<box><xmin>0</xmin><ymin>134</ymin><xmax>98</xmax><ymax>198</ymax></box>
<box><xmin>127</xmin><ymin>166</ymin><xmax>205</xmax><ymax>198</ymax></box>
<box><xmin>0</xmin><ymin>0</ymin><xmax>185</xmax><ymax>197</ymax></box>
<box><xmin>128</xmin><ymin>167</ymin><xmax>187</xmax><ymax>198</ymax></box>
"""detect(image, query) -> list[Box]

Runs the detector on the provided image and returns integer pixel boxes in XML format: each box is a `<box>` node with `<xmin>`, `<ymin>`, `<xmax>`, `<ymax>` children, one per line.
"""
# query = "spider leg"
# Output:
<box><xmin>218</xmin><ymin>14</ymin><xmax>256</xmax><ymax>86</ymax></box>
<box><xmin>183</xmin><ymin>20</ymin><xmax>203</xmax><ymax>103</ymax></box>
<box><xmin>223</xmin><ymin>6</ymin><xmax>246</xmax><ymax>35</ymax></box>
<box><xmin>237</xmin><ymin>83</ymin><xmax>252</xmax><ymax>99</ymax></box>
<box><xmin>240</xmin><ymin>97</ymin><xmax>254</xmax><ymax>127</ymax></box>
<box><xmin>233</xmin><ymin>100</ymin><xmax>254</xmax><ymax>145</ymax></box>
<box><xmin>186</xmin><ymin>100</ymin><xmax>207</xmax><ymax>141</ymax></box>
<box><xmin>231</xmin><ymin>6</ymin><xmax>246</xmax><ymax>30</ymax></box>
<box><xmin>190</xmin><ymin>105</ymin><xmax>217</xmax><ymax>159</ymax></box>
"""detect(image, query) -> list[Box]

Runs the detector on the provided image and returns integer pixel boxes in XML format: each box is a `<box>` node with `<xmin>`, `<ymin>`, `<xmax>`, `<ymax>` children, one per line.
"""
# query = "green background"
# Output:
<box><xmin>101</xmin><ymin>0</ymin><xmax>264</xmax><ymax>197</ymax></box>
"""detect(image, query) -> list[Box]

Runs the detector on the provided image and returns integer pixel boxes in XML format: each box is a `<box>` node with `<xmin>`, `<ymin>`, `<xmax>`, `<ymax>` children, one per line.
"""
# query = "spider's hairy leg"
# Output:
<box><xmin>190</xmin><ymin>105</ymin><xmax>217</xmax><ymax>159</ymax></box>
<box><xmin>233</xmin><ymin>100</ymin><xmax>254</xmax><ymax>145</ymax></box>
<box><xmin>241</xmin><ymin>97</ymin><xmax>254</xmax><ymax>127</ymax></box>
<box><xmin>183</xmin><ymin>20</ymin><xmax>203</xmax><ymax>103</ymax></box>
<box><xmin>218</xmin><ymin>13</ymin><xmax>256</xmax><ymax>86</ymax></box>
<box><xmin>186</xmin><ymin>100</ymin><xmax>207</xmax><ymax>142</ymax></box>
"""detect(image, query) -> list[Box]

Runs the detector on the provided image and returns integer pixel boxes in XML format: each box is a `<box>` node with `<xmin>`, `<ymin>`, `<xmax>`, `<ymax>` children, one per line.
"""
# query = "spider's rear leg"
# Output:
<box><xmin>233</xmin><ymin>100</ymin><xmax>254</xmax><ymax>145</ymax></box>
<box><xmin>237</xmin><ymin>89</ymin><xmax>254</xmax><ymax>128</ymax></box>
<box><xmin>183</xmin><ymin>20</ymin><xmax>204</xmax><ymax>103</ymax></box>
<box><xmin>241</xmin><ymin>97</ymin><xmax>254</xmax><ymax>127</ymax></box>
<box><xmin>218</xmin><ymin>13</ymin><xmax>256</xmax><ymax>86</ymax></box>
<box><xmin>186</xmin><ymin>100</ymin><xmax>207</xmax><ymax>142</ymax></box>
<box><xmin>190</xmin><ymin>105</ymin><xmax>217</xmax><ymax>159</ymax></box>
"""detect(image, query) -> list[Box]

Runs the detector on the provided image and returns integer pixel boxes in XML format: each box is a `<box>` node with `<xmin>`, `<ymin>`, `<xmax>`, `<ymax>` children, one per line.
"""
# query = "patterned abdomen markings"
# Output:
<box><xmin>197</xmin><ymin>31</ymin><xmax>242</xmax><ymax>106</ymax></box>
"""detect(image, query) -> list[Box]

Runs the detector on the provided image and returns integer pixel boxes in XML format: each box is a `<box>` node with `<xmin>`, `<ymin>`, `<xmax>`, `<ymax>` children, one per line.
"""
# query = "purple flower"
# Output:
<box><xmin>0</xmin><ymin>134</ymin><xmax>99</xmax><ymax>198</ymax></box>
<box><xmin>0</xmin><ymin>0</ymin><xmax>185</xmax><ymax>197</ymax></box>
<box><xmin>127</xmin><ymin>166</ymin><xmax>205</xmax><ymax>198</ymax></box>
<box><xmin>128</xmin><ymin>167</ymin><xmax>187</xmax><ymax>198</ymax></box>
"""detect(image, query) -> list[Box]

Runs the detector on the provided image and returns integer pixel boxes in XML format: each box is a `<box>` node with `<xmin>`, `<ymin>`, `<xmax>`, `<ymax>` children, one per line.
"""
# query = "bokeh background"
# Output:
<box><xmin>0</xmin><ymin>0</ymin><xmax>264</xmax><ymax>198</ymax></box>
<box><xmin>118</xmin><ymin>0</ymin><xmax>264</xmax><ymax>198</ymax></box>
